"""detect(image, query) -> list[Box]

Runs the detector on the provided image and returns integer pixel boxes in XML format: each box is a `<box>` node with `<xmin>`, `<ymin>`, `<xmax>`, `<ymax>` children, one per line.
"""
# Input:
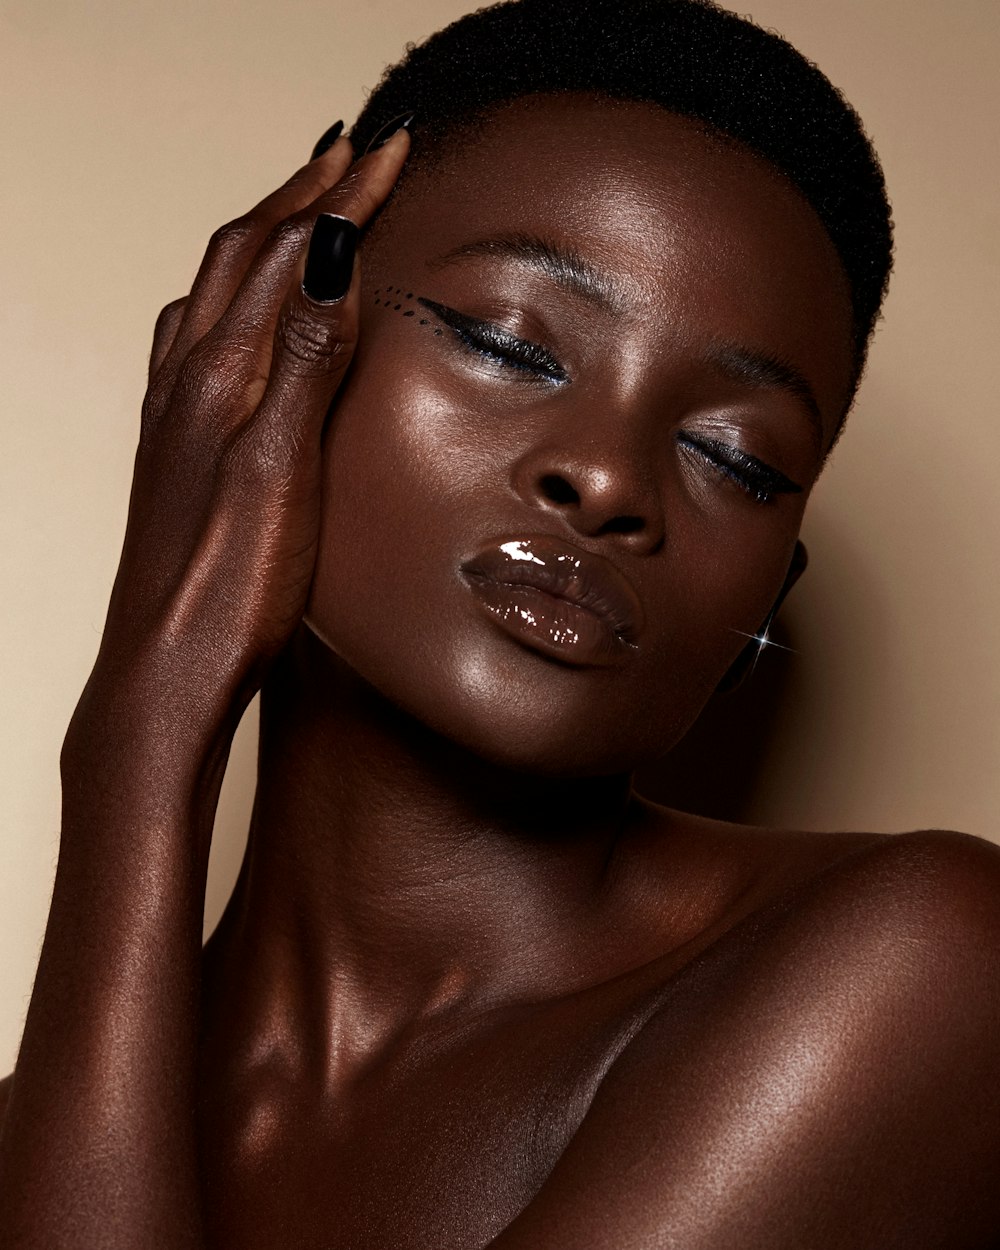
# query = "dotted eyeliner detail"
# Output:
<box><xmin>373</xmin><ymin>287</ymin><xmax>439</xmax><ymax>331</ymax></box>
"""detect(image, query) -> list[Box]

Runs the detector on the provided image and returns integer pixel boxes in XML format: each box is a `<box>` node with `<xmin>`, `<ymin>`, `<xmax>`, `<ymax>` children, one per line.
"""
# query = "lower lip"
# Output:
<box><xmin>466</xmin><ymin>579</ymin><xmax>631</xmax><ymax>667</ymax></box>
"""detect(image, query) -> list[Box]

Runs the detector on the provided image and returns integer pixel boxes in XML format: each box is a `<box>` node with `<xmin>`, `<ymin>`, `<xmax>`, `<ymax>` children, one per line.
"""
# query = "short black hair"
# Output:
<box><xmin>350</xmin><ymin>0</ymin><xmax>893</xmax><ymax>395</ymax></box>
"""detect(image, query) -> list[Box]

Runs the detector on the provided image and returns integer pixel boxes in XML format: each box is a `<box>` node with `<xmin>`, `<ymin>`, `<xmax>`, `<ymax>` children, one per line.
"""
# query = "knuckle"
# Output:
<box><xmin>141</xmin><ymin>370</ymin><xmax>173</xmax><ymax>421</ymax></box>
<box><xmin>320</xmin><ymin>164</ymin><xmax>388</xmax><ymax>229</ymax></box>
<box><xmin>153</xmin><ymin>297</ymin><xmax>186</xmax><ymax>338</ymax></box>
<box><xmin>276</xmin><ymin>309</ymin><xmax>355</xmax><ymax>375</ymax></box>
<box><xmin>175</xmin><ymin>335</ymin><xmax>260</xmax><ymax>411</ymax></box>
<box><xmin>352</xmin><ymin>181</ymin><xmax>387</xmax><ymax>223</ymax></box>
<box><xmin>327</xmin><ymin>165</ymin><xmax>366</xmax><ymax>202</ymax></box>
<box><xmin>207</xmin><ymin>214</ymin><xmax>264</xmax><ymax>264</ymax></box>
<box><xmin>217</xmin><ymin>418</ymin><xmax>297</xmax><ymax>495</ymax></box>
<box><xmin>139</xmin><ymin>384</ymin><xmax>167</xmax><ymax>441</ymax></box>
<box><xmin>265</xmin><ymin>215</ymin><xmax>311</xmax><ymax>255</ymax></box>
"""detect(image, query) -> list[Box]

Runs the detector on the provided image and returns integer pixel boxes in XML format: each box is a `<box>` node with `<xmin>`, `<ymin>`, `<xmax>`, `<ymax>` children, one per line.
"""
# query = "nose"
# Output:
<box><xmin>510</xmin><ymin>427</ymin><xmax>665</xmax><ymax>555</ymax></box>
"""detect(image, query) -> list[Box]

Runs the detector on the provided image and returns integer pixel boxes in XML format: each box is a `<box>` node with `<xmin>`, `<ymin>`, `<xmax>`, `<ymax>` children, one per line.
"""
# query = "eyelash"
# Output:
<box><xmin>677</xmin><ymin>433</ymin><xmax>803</xmax><ymax>504</ymax></box>
<box><xmin>415</xmin><ymin>297</ymin><xmax>801</xmax><ymax>505</ymax></box>
<box><xmin>417</xmin><ymin>298</ymin><xmax>569</xmax><ymax>384</ymax></box>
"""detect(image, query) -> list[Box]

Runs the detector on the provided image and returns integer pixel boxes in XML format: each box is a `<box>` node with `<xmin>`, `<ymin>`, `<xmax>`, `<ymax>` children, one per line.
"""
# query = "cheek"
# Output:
<box><xmin>305</xmin><ymin>390</ymin><xmax>448</xmax><ymax>640</ymax></box>
<box><xmin>302</xmin><ymin>349</ymin><xmax>495</xmax><ymax>722</ymax></box>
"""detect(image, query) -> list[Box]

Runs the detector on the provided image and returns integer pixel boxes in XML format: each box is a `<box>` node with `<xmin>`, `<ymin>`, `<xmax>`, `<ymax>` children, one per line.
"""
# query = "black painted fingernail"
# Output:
<box><xmin>302</xmin><ymin>214</ymin><xmax>359</xmax><ymax>304</ymax></box>
<box><xmin>365</xmin><ymin>111</ymin><xmax>415</xmax><ymax>154</ymax></box>
<box><xmin>310</xmin><ymin>120</ymin><xmax>344</xmax><ymax>161</ymax></box>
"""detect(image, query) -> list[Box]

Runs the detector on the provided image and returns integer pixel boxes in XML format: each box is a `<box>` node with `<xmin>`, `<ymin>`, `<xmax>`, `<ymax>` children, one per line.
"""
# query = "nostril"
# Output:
<box><xmin>599</xmin><ymin>514</ymin><xmax>644</xmax><ymax>535</ymax></box>
<box><xmin>540</xmin><ymin>474</ymin><xmax>580</xmax><ymax>506</ymax></box>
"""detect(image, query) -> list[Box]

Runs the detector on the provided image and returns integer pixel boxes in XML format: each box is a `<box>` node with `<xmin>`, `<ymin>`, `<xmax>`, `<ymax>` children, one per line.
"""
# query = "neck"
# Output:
<box><xmin>203</xmin><ymin>628</ymin><xmax>647</xmax><ymax>1086</ymax></box>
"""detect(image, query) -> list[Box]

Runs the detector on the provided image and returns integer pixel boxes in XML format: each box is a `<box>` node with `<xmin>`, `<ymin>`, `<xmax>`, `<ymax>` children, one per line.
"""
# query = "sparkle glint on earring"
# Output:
<box><xmin>730</xmin><ymin>604</ymin><xmax>796</xmax><ymax>677</ymax></box>
<box><xmin>717</xmin><ymin>605</ymin><xmax>798</xmax><ymax>694</ymax></box>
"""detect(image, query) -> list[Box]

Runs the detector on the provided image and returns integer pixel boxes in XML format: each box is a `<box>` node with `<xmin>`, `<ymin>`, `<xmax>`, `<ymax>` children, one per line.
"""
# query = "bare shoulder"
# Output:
<box><xmin>640</xmin><ymin>798</ymin><xmax>1000</xmax><ymax>954</ymax></box>
<box><xmin>633</xmin><ymin>806</ymin><xmax>1000</xmax><ymax>1041</ymax></box>
<box><xmin>795</xmin><ymin>826</ymin><xmax>1000</xmax><ymax>960</ymax></box>
<box><xmin>488</xmin><ymin>828</ymin><xmax>1000</xmax><ymax>1249</ymax></box>
<box><xmin>824</xmin><ymin>822</ymin><xmax>1000</xmax><ymax>886</ymax></box>
<box><xmin>690</xmin><ymin>823</ymin><xmax>1000</xmax><ymax>1057</ymax></box>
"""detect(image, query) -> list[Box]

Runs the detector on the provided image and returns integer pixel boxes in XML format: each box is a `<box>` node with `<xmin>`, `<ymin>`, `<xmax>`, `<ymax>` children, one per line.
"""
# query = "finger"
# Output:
<box><xmin>200</xmin><ymin>127</ymin><xmax>408</xmax><ymax>363</ymax></box>
<box><xmin>233</xmin><ymin>129</ymin><xmax>411</xmax><ymax>437</ymax></box>
<box><xmin>252</xmin><ymin>220</ymin><xmax>361</xmax><ymax>454</ymax></box>
<box><xmin>162</xmin><ymin>131</ymin><xmax>409</xmax><ymax>448</ymax></box>
<box><xmin>163</xmin><ymin>136</ymin><xmax>354</xmax><ymax>371</ymax></box>
<box><xmin>210</xmin><ymin>245</ymin><xmax>361</xmax><ymax>524</ymax></box>
<box><xmin>148</xmin><ymin>298</ymin><xmax>186</xmax><ymax>381</ymax></box>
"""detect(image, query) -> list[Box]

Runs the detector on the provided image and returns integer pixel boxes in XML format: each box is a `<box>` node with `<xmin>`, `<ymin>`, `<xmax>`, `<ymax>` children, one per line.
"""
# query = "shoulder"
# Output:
<box><xmin>826</xmin><ymin>822</ymin><xmax>1000</xmax><ymax>887</ymax></box>
<box><xmin>627</xmin><ymin>803</ymin><xmax>1000</xmax><ymax>994</ymax></box>
<box><xmin>641</xmin><ymin>800</ymin><xmax>1000</xmax><ymax>954</ymax></box>
<box><xmin>489</xmin><ymin>831</ymin><xmax>1000</xmax><ymax>1248</ymax></box>
<box><xmin>657</xmin><ymin>823</ymin><xmax>1000</xmax><ymax>1032</ymax></box>
<box><xmin>798</xmin><ymin>826</ymin><xmax>1000</xmax><ymax>962</ymax></box>
<box><xmin>717</xmin><ymin>827</ymin><xmax>1000</xmax><ymax>1032</ymax></box>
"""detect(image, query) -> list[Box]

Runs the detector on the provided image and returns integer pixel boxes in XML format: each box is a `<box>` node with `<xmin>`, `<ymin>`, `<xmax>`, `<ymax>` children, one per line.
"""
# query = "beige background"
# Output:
<box><xmin>1</xmin><ymin>0</ymin><xmax>997</xmax><ymax>1072</ymax></box>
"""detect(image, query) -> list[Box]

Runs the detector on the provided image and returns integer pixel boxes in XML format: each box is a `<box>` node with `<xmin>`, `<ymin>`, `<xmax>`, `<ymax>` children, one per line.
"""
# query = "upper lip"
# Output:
<box><xmin>460</xmin><ymin>535</ymin><xmax>644</xmax><ymax>646</ymax></box>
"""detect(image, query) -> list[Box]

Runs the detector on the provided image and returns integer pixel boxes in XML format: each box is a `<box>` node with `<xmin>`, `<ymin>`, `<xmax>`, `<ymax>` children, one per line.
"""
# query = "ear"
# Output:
<box><xmin>716</xmin><ymin>540</ymin><xmax>808</xmax><ymax>694</ymax></box>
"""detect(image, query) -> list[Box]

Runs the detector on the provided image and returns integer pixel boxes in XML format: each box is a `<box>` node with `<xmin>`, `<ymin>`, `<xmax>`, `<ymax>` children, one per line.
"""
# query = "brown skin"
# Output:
<box><xmin>1</xmin><ymin>95</ymin><xmax>999</xmax><ymax>1249</ymax></box>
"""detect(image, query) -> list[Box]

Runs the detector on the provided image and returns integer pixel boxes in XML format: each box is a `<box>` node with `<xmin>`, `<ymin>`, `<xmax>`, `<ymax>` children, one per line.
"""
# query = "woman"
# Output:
<box><xmin>1</xmin><ymin>0</ymin><xmax>998</xmax><ymax>1245</ymax></box>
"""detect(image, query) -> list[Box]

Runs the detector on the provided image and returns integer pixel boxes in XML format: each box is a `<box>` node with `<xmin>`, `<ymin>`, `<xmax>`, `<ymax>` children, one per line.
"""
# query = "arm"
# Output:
<box><xmin>489</xmin><ymin>831</ymin><xmax>1000</xmax><ymax>1250</ymax></box>
<box><xmin>0</xmin><ymin>129</ymin><xmax>409</xmax><ymax>1247</ymax></box>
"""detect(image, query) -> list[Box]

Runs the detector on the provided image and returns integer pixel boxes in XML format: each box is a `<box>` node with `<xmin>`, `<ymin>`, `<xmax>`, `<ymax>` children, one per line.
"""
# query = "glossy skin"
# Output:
<box><xmin>1</xmin><ymin>96</ymin><xmax>998</xmax><ymax>1250</ymax></box>
<box><xmin>307</xmin><ymin>98</ymin><xmax>852</xmax><ymax>777</ymax></box>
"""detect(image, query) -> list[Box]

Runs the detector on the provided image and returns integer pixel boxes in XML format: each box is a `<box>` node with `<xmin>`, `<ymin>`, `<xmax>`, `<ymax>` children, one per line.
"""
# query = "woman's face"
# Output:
<box><xmin>304</xmin><ymin>95</ymin><xmax>854</xmax><ymax>775</ymax></box>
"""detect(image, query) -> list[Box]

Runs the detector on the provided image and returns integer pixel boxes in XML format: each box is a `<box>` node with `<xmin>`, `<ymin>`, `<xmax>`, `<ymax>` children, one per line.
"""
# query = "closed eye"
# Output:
<box><xmin>677</xmin><ymin>433</ymin><xmax>803</xmax><ymax>504</ymax></box>
<box><xmin>417</xmin><ymin>298</ymin><xmax>569</xmax><ymax>384</ymax></box>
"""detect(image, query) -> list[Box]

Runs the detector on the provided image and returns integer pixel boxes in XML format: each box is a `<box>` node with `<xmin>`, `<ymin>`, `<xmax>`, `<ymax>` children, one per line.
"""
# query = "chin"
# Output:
<box><xmin>305</xmin><ymin>613</ymin><xmax>706</xmax><ymax>780</ymax></box>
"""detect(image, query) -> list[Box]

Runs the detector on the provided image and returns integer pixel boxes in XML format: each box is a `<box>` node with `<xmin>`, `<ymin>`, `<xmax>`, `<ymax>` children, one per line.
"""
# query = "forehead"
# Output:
<box><xmin>370</xmin><ymin>94</ymin><xmax>855</xmax><ymax>434</ymax></box>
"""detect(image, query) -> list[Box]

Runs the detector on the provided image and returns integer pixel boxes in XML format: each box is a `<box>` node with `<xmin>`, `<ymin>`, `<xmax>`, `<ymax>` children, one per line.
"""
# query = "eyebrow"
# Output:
<box><xmin>702</xmin><ymin>340</ymin><xmax>824</xmax><ymax>446</ymax></box>
<box><xmin>428</xmin><ymin>232</ymin><xmax>627</xmax><ymax>316</ymax></box>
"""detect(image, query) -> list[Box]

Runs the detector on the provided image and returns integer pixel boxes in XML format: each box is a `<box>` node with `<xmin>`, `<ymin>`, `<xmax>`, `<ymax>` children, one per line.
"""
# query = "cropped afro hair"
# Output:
<box><xmin>349</xmin><ymin>0</ymin><xmax>893</xmax><ymax>392</ymax></box>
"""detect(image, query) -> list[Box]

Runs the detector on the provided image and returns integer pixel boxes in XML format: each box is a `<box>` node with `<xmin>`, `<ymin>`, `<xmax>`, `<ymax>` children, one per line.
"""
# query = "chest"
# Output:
<box><xmin>199</xmin><ymin>981</ymin><xmax>662</xmax><ymax>1250</ymax></box>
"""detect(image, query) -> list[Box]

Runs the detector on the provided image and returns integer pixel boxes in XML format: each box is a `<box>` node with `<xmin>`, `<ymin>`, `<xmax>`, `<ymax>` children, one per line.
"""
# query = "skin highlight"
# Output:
<box><xmin>305</xmin><ymin>99</ymin><xmax>850</xmax><ymax>775</ymax></box>
<box><xmin>0</xmin><ymin>93</ymin><xmax>998</xmax><ymax>1250</ymax></box>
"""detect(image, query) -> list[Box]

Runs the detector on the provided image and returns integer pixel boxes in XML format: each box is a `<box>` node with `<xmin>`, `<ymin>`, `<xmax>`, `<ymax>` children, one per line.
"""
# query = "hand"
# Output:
<box><xmin>66</xmin><ymin>128</ymin><xmax>410</xmax><ymax>783</ymax></box>
<box><xmin>0</xmin><ymin>130</ymin><xmax>414</xmax><ymax>1250</ymax></box>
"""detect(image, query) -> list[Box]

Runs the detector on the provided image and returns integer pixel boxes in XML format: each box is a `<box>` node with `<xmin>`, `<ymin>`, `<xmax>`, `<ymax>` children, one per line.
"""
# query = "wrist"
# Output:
<box><xmin>59</xmin><ymin>679</ymin><xmax>238</xmax><ymax>858</ymax></box>
<box><xmin>64</xmin><ymin>647</ymin><xmax>243</xmax><ymax>776</ymax></box>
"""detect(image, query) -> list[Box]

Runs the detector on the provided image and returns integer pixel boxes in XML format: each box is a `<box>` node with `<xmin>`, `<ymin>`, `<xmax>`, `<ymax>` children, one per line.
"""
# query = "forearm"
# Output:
<box><xmin>0</xmin><ymin>710</ymin><xmax>225</xmax><ymax>1248</ymax></box>
<box><xmin>0</xmin><ymin>130</ymin><xmax>406</xmax><ymax>1246</ymax></box>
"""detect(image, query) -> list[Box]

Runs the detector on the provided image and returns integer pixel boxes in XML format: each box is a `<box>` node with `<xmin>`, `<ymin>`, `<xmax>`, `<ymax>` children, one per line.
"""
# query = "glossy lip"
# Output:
<box><xmin>460</xmin><ymin>536</ymin><xmax>644</xmax><ymax>666</ymax></box>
